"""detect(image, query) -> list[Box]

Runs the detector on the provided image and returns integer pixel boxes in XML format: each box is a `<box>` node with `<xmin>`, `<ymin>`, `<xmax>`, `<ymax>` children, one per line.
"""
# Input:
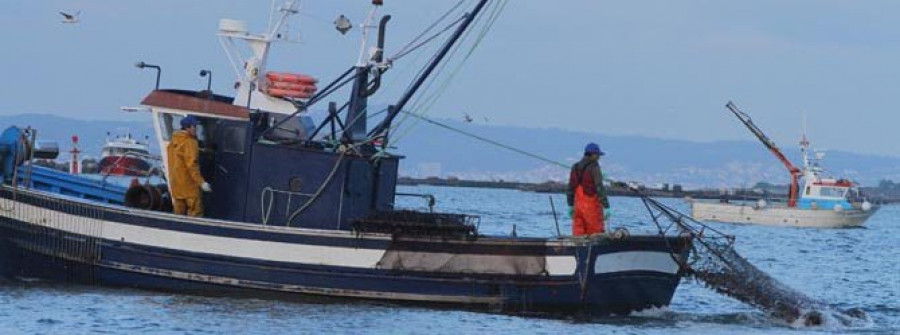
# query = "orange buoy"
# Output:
<box><xmin>265</xmin><ymin>72</ymin><xmax>318</xmax><ymax>85</ymax></box>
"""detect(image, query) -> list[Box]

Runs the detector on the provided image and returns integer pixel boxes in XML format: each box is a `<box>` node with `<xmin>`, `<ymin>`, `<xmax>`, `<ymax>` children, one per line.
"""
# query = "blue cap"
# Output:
<box><xmin>585</xmin><ymin>142</ymin><xmax>604</xmax><ymax>156</ymax></box>
<box><xmin>180</xmin><ymin>115</ymin><xmax>199</xmax><ymax>128</ymax></box>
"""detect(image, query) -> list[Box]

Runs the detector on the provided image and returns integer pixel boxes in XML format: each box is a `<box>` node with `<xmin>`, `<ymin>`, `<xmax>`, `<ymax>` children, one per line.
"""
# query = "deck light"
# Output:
<box><xmin>199</xmin><ymin>69</ymin><xmax>212</xmax><ymax>92</ymax></box>
<box><xmin>135</xmin><ymin>61</ymin><xmax>162</xmax><ymax>90</ymax></box>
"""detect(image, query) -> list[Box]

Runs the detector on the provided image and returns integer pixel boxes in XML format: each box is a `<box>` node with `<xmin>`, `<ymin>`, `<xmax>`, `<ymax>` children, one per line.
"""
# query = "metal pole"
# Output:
<box><xmin>135</xmin><ymin>62</ymin><xmax>162</xmax><ymax>90</ymax></box>
<box><xmin>549</xmin><ymin>195</ymin><xmax>561</xmax><ymax>237</ymax></box>
<box><xmin>371</xmin><ymin>0</ymin><xmax>490</xmax><ymax>139</ymax></box>
<box><xmin>200</xmin><ymin>70</ymin><xmax>212</xmax><ymax>91</ymax></box>
<box><xmin>24</xmin><ymin>128</ymin><xmax>37</xmax><ymax>187</ymax></box>
<box><xmin>154</xmin><ymin>67</ymin><xmax>161</xmax><ymax>90</ymax></box>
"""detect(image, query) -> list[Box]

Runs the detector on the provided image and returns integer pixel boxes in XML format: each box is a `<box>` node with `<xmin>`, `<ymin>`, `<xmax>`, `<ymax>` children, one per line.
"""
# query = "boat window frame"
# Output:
<box><xmin>157</xmin><ymin>113</ymin><xmax>212</xmax><ymax>146</ymax></box>
<box><xmin>819</xmin><ymin>186</ymin><xmax>848</xmax><ymax>198</ymax></box>
<box><xmin>221</xmin><ymin>124</ymin><xmax>247</xmax><ymax>154</ymax></box>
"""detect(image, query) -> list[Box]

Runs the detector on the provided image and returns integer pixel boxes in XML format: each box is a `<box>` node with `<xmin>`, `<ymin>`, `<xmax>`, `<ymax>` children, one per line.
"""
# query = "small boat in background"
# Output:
<box><xmin>690</xmin><ymin>102</ymin><xmax>878</xmax><ymax>228</ymax></box>
<box><xmin>97</xmin><ymin>131</ymin><xmax>153</xmax><ymax>176</ymax></box>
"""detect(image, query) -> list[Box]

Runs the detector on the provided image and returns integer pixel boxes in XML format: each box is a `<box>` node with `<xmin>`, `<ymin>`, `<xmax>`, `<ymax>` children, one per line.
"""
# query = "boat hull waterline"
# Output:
<box><xmin>0</xmin><ymin>187</ymin><xmax>690</xmax><ymax>315</ymax></box>
<box><xmin>691</xmin><ymin>201</ymin><xmax>877</xmax><ymax>228</ymax></box>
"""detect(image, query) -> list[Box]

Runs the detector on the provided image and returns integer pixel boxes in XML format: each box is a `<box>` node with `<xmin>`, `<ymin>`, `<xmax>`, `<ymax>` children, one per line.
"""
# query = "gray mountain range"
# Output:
<box><xmin>2</xmin><ymin>113</ymin><xmax>897</xmax><ymax>188</ymax></box>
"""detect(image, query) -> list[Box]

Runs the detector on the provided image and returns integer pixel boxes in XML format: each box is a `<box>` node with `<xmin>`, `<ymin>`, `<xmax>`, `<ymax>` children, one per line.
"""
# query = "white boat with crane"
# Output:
<box><xmin>690</xmin><ymin>102</ymin><xmax>878</xmax><ymax>228</ymax></box>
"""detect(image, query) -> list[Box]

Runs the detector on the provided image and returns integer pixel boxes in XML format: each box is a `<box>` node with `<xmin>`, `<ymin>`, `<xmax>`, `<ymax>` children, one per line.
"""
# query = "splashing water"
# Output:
<box><xmin>637</xmin><ymin>193</ymin><xmax>869</xmax><ymax>327</ymax></box>
<box><xmin>686</xmin><ymin>238</ymin><xmax>869</xmax><ymax>327</ymax></box>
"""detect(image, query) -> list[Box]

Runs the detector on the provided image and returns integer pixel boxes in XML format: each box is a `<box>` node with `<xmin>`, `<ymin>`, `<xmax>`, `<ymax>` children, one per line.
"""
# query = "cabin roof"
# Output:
<box><xmin>141</xmin><ymin>89</ymin><xmax>249</xmax><ymax>120</ymax></box>
<box><xmin>812</xmin><ymin>178</ymin><xmax>854</xmax><ymax>188</ymax></box>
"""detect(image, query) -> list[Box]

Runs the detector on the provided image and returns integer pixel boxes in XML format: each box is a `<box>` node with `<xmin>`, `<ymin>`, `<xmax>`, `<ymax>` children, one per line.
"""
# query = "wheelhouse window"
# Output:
<box><xmin>158</xmin><ymin>113</ymin><xmax>176</xmax><ymax>141</ymax></box>
<box><xmin>222</xmin><ymin>125</ymin><xmax>246</xmax><ymax>154</ymax></box>
<box><xmin>157</xmin><ymin>113</ymin><xmax>211</xmax><ymax>145</ymax></box>
<box><xmin>819</xmin><ymin>187</ymin><xmax>847</xmax><ymax>198</ymax></box>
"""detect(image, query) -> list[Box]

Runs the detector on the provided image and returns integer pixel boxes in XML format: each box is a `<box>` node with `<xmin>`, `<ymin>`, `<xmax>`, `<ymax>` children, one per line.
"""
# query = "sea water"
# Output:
<box><xmin>0</xmin><ymin>185</ymin><xmax>897</xmax><ymax>334</ymax></box>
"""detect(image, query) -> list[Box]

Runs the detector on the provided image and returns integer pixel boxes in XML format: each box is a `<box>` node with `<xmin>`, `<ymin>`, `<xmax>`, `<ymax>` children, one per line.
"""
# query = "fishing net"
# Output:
<box><xmin>637</xmin><ymin>193</ymin><xmax>868</xmax><ymax>326</ymax></box>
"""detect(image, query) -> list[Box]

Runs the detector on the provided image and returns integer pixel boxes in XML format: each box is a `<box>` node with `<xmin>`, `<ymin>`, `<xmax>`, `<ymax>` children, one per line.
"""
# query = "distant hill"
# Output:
<box><xmin>2</xmin><ymin>113</ymin><xmax>897</xmax><ymax>187</ymax></box>
<box><xmin>393</xmin><ymin>119</ymin><xmax>900</xmax><ymax>187</ymax></box>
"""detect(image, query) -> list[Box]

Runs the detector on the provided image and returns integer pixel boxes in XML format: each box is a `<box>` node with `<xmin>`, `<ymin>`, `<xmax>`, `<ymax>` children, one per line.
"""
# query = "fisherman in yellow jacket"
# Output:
<box><xmin>166</xmin><ymin>115</ymin><xmax>211</xmax><ymax>217</ymax></box>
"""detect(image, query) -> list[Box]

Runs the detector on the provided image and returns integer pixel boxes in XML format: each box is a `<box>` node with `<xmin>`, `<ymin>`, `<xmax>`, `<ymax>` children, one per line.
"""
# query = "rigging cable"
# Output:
<box><xmin>390</xmin><ymin>0</ymin><xmax>508</xmax><ymax>146</ymax></box>
<box><xmin>389</xmin><ymin>15</ymin><xmax>468</xmax><ymax>63</ymax></box>
<box><xmin>286</xmin><ymin>152</ymin><xmax>346</xmax><ymax>226</ymax></box>
<box><xmin>397</xmin><ymin>110</ymin><xmax>567</xmax><ymax>169</ymax></box>
<box><xmin>285</xmin><ymin>130</ymin><xmax>390</xmax><ymax>226</ymax></box>
<box><xmin>398</xmin><ymin>1</ymin><xmax>500</xmax><ymax>124</ymax></box>
<box><xmin>390</xmin><ymin>0</ymin><xmax>468</xmax><ymax>61</ymax></box>
<box><xmin>388</xmin><ymin>0</ymin><xmax>503</xmax><ymax>136</ymax></box>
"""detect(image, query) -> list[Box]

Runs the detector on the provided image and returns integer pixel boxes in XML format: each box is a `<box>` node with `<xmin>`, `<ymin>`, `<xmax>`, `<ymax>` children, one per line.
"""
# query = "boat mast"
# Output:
<box><xmin>344</xmin><ymin>1</ymin><xmax>390</xmax><ymax>144</ymax></box>
<box><xmin>218</xmin><ymin>0</ymin><xmax>301</xmax><ymax>114</ymax></box>
<box><xmin>369</xmin><ymin>0</ymin><xmax>491</xmax><ymax>148</ymax></box>
<box><xmin>725</xmin><ymin>101</ymin><xmax>802</xmax><ymax>207</ymax></box>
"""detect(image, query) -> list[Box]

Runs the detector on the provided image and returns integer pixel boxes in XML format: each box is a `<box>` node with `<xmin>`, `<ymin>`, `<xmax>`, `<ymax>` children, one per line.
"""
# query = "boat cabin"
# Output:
<box><xmin>141</xmin><ymin>89</ymin><xmax>400</xmax><ymax>231</ymax></box>
<box><xmin>798</xmin><ymin>178</ymin><xmax>853</xmax><ymax>210</ymax></box>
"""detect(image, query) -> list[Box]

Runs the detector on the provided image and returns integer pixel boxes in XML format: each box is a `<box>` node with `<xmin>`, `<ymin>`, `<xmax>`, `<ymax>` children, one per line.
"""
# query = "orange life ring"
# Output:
<box><xmin>265</xmin><ymin>72</ymin><xmax>318</xmax><ymax>85</ymax></box>
<box><xmin>266</xmin><ymin>88</ymin><xmax>314</xmax><ymax>99</ymax></box>
<box><xmin>267</xmin><ymin>80</ymin><xmax>317</xmax><ymax>93</ymax></box>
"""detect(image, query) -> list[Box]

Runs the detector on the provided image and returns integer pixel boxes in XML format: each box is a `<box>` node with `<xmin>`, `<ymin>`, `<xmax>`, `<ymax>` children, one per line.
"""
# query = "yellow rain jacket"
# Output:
<box><xmin>166</xmin><ymin>130</ymin><xmax>205</xmax><ymax>200</ymax></box>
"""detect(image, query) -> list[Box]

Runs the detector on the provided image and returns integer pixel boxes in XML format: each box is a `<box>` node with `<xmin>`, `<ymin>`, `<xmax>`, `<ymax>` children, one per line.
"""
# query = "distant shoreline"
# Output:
<box><xmin>397</xmin><ymin>177</ymin><xmax>900</xmax><ymax>204</ymax></box>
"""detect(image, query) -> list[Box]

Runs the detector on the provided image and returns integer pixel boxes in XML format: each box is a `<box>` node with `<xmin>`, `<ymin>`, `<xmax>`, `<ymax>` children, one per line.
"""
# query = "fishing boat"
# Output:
<box><xmin>0</xmin><ymin>0</ymin><xmax>693</xmax><ymax>316</ymax></box>
<box><xmin>690</xmin><ymin>102</ymin><xmax>878</xmax><ymax>228</ymax></box>
<box><xmin>97</xmin><ymin>131</ymin><xmax>153</xmax><ymax>176</ymax></box>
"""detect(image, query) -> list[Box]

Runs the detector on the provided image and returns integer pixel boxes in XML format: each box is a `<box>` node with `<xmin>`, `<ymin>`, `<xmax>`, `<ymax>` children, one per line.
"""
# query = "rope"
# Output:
<box><xmin>390</xmin><ymin>0</ymin><xmax>509</xmax><ymax>146</ymax></box>
<box><xmin>286</xmin><ymin>152</ymin><xmax>346</xmax><ymax>226</ymax></box>
<box><xmin>261</xmin><ymin>187</ymin><xmax>276</xmax><ymax>225</ymax></box>
<box><xmin>398</xmin><ymin>110</ymin><xmax>568</xmax><ymax>169</ymax></box>
<box><xmin>390</xmin><ymin>0</ymin><xmax>468</xmax><ymax>60</ymax></box>
<box><xmin>387</xmin><ymin>4</ymin><xmax>494</xmax><ymax>140</ymax></box>
<box><xmin>389</xmin><ymin>15</ymin><xmax>467</xmax><ymax>63</ymax></box>
<box><xmin>397</xmin><ymin>4</ymin><xmax>495</xmax><ymax>130</ymax></box>
<box><xmin>285</xmin><ymin>125</ymin><xmax>397</xmax><ymax>226</ymax></box>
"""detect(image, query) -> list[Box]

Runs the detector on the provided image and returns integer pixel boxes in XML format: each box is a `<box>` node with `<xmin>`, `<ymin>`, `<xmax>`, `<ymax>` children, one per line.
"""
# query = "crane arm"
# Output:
<box><xmin>725</xmin><ymin>101</ymin><xmax>801</xmax><ymax>207</ymax></box>
<box><xmin>725</xmin><ymin>101</ymin><xmax>800</xmax><ymax>173</ymax></box>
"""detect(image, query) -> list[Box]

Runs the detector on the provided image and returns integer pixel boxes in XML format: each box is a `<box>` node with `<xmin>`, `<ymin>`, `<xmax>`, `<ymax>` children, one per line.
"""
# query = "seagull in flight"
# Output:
<box><xmin>60</xmin><ymin>11</ymin><xmax>81</xmax><ymax>24</ymax></box>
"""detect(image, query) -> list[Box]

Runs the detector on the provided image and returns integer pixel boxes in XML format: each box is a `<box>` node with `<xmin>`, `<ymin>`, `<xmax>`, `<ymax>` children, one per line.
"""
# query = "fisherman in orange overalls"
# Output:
<box><xmin>567</xmin><ymin>143</ymin><xmax>610</xmax><ymax>236</ymax></box>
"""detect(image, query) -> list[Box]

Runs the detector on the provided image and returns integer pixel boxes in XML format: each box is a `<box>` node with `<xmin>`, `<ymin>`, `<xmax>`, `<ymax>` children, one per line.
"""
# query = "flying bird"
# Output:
<box><xmin>463</xmin><ymin>113</ymin><xmax>473</xmax><ymax>123</ymax></box>
<box><xmin>60</xmin><ymin>11</ymin><xmax>81</xmax><ymax>24</ymax></box>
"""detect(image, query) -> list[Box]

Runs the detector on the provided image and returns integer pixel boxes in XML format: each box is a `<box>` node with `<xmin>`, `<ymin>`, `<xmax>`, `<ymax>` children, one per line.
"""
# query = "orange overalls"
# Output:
<box><xmin>568</xmin><ymin>160</ymin><xmax>607</xmax><ymax>236</ymax></box>
<box><xmin>572</xmin><ymin>186</ymin><xmax>604</xmax><ymax>236</ymax></box>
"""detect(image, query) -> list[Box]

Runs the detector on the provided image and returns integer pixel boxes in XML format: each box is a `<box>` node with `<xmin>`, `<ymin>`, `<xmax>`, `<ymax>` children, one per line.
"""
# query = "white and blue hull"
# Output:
<box><xmin>691</xmin><ymin>200</ymin><xmax>878</xmax><ymax>228</ymax></box>
<box><xmin>0</xmin><ymin>187</ymin><xmax>691</xmax><ymax>315</ymax></box>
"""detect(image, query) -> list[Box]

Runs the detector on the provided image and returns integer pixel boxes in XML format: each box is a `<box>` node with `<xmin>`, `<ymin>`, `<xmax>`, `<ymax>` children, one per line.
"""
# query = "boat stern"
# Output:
<box><xmin>548</xmin><ymin>234</ymin><xmax>692</xmax><ymax>315</ymax></box>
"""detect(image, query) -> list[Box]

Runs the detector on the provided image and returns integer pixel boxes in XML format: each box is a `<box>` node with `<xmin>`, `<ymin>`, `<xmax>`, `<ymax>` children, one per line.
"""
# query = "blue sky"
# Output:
<box><xmin>2</xmin><ymin>1</ymin><xmax>899</xmax><ymax>157</ymax></box>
